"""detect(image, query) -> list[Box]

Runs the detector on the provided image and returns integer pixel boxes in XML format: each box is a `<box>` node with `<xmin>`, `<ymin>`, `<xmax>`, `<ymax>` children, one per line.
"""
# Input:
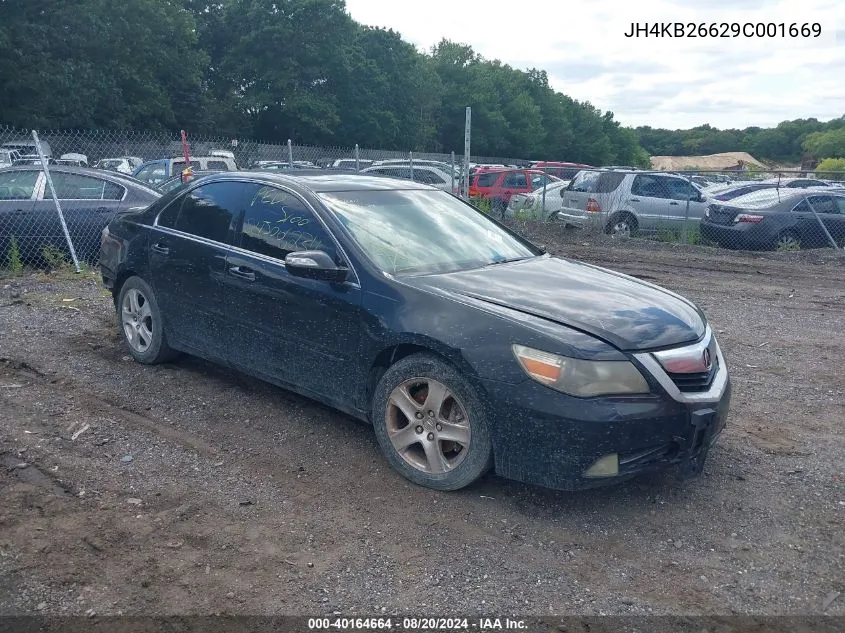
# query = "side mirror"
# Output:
<box><xmin>284</xmin><ymin>250</ymin><xmax>348</xmax><ymax>283</ymax></box>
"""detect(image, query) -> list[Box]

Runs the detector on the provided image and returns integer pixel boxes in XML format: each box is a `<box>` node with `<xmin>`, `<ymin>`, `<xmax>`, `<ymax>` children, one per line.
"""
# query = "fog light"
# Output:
<box><xmin>584</xmin><ymin>454</ymin><xmax>619</xmax><ymax>478</ymax></box>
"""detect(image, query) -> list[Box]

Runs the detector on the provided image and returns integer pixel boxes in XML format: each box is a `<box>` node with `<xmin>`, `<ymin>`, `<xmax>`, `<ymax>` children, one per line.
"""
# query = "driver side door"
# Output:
<box><xmin>222</xmin><ymin>182</ymin><xmax>364</xmax><ymax>405</ymax></box>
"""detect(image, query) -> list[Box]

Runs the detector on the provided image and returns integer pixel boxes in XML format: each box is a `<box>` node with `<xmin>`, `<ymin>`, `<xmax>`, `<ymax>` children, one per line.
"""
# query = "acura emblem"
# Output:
<box><xmin>703</xmin><ymin>348</ymin><xmax>712</xmax><ymax>370</ymax></box>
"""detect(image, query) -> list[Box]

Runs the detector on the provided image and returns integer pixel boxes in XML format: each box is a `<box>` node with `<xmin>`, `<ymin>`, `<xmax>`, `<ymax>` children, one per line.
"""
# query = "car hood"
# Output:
<box><xmin>401</xmin><ymin>256</ymin><xmax>705</xmax><ymax>351</ymax></box>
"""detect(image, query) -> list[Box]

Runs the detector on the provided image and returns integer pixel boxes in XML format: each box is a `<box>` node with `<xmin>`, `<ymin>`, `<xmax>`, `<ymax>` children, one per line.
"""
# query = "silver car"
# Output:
<box><xmin>556</xmin><ymin>170</ymin><xmax>709</xmax><ymax>236</ymax></box>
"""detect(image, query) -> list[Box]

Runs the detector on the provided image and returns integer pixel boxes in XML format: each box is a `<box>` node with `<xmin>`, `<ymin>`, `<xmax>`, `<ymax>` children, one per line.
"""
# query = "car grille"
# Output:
<box><xmin>666</xmin><ymin>357</ymin><xmax>719</xmax><ymax>393</ymax></box>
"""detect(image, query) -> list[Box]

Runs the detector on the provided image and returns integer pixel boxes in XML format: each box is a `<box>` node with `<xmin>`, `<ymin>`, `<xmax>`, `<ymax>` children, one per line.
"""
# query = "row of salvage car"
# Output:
<box><xmin>506</xmin><ymin>169</ymin><xmax>845</xmax><ymax>250</ymax></box>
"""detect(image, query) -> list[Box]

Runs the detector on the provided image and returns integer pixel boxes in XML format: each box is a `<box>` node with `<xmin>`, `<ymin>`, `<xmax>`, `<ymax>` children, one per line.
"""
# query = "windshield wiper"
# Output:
<box><xmin>484</xmin><ymin>256</ymin><xmax>533</xmax><ymax>267</ymax></box>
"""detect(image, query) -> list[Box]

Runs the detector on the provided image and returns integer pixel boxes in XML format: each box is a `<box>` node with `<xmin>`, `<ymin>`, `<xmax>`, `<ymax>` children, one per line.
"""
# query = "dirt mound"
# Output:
<box><xmin>651</xmin><ymin>151</ymin><xmax>768</xmax><ymax>171</ymax></box>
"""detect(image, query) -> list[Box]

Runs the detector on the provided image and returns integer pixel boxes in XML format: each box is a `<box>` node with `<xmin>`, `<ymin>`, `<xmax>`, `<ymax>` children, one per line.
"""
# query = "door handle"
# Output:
<box><xmin>228</xmin><ymin>265</ymin><xmax>255</xmax><ymax>281</ymax></box>
<box><xmin>96</xmin><ymin>206</ymin><xmax>112</xmax><ymax>213</ymax></box>
<box><xmin>669</xmin><ymin>201</ymin><xmax>680</xmax><ymax>206</ymax></box>
<box><xmin>151</xmin><ymin>242</ymin><xmax>170</xmax><ymax>255</ymax></box>
<box><xmin>629</xmin><ymin>198</ymin><xmax>640</xmax><ymax>203</ymax></box>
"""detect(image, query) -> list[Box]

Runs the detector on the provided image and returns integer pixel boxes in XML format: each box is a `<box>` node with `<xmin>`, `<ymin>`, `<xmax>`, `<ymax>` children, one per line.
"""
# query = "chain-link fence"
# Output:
<box><xmin>499</xmin><ymin>167</ymin><xmax>845</xmax><ymax>252</ymax></box>
<box><xmin>2</xmin><ymin>124</ymin><xmax>844</xmax><ymax>272</ymax></box>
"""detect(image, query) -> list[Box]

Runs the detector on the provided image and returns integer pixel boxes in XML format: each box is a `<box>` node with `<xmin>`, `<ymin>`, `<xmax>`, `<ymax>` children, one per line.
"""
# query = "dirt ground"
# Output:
<box><xmin>1</xmin><ymin>227</ymin><xmax>843</xmax><ymax>617</ymax></box>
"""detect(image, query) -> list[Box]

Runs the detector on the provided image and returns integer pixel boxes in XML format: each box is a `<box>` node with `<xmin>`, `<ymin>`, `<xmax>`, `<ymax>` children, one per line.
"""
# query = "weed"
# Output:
<box><xmin>7</xmin><ymin>237</ymin><xmax>23</xmax><ymax>274</ymax></box>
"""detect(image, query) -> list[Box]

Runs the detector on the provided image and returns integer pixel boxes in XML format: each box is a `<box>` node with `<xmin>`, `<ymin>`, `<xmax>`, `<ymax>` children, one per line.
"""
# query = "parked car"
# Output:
<box><xmin>531</xmin><ymin>161</ymin><xmax>593</xmax><ymax>181</ymax></box>
<box><xmin>362</xmin><ymin>164</ymin><xmax>458</xmax><ymax>193</ymax></box>
<box><xmin>701</xmin><ymin>187</ymin><xmax>845</xmax><ymax>250</ymax></box>
<box><xmin>132</xmin><ymin>156</ymin><xmax>238</xmax><ymax>186</ymax></box>
<box><xmin>331</xmin><ymin>158</ymin><xmax>374</xmax><ymax>170</ymax></box>
<box><xmin>556</xmin><ymin>170</ymin><xmax>709</xmax><ymax>237</ymax></box>
<box><xmin>505</xmin><ymin>179</ymin><xmax>569</xmax><ymax>220</ymax></box>
<box><xmin>469</xmin><ymin>168</ymin><xmax>560</xmax><ymax>216</ymax></box>
<box><xmin>0</xmin><ymin>148</ymin><xmax>21</xmax><ymax>168</ymax></box>
<box><xmin>2</xmin><ymin>140</ymin><xmax>52</xmax><ymax>160</ymax></box>
<box><xmin>99</xmin><ymin>171</ymin><xmax>730</xmax><ymax>492</ymax></box>
<box><xmin>0</xmin><ymin>165</ymin><xmax>160</xmax><ymax>264</ymax></box>
<box><xmin>373</xmin><ymin>158</ymin><xmax>460</xmax><ymax>178</ymax></box>
<box><xmin>56</xmin><ymin>153</ymin><xmax>89</xmax><ymax>168</ymax></box>
<box><xmin>95</xmin><ymin>158</ymin><xmax>135</xmax><ymax>174</ymax></box>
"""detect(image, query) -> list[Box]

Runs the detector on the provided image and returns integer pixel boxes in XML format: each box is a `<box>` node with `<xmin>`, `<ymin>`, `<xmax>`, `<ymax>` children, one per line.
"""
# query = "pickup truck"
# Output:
<box><xmin>132</xmin><ymin>156</ymin><xmax>238</xmax><ymax>186</ymax></box>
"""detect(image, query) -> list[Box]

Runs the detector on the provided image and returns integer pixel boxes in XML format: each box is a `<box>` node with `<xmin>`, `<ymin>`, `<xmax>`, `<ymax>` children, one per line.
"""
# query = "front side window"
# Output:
<box><xmin>47</xmin><ymin>172</ymin><xmax>124</xmax><ymax>200</ymax></box>
<box><xmin>663</xmin><ymin>177</ymin><xmax>699</xmax><ymax>201</ymax></box>
<box><xmin>415</xmin><ymin>169</ymin><xmax>446</xmax><ymax>185</ymax></box>
<box><xmin>136</xmin><ymin>164</ymin><xmax>167</xmax><ymax>183</ymax></box>
<box><xmin>158</xmin><ymin>181</ymin><xmax>243</xmax><ymax>243</ymax></box>
<box><xmin>207</xmin><ymin>161</ymin><xmax>229</xmax><ymax>170</ymax></box>
<box><xmin>0</xmin><ymin>170</ymin><xmax>39</xmax><ymax>200</ymax></box>
<box><xmin>239</xmin><ymin>184</ymin><xmax>335</xmax><ymax>261</ymax></box>
<box><xmin>319</xmin><ymin>189</ymin><xmax>542</xmax><ymax>276</ymax></box>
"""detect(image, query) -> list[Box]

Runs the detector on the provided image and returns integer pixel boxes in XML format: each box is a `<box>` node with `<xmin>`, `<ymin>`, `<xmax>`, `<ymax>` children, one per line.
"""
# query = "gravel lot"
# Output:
<box><xmin>1</xmin><ymin>227</ymin><xmax>843</xmax><ymax>618</ymax></box>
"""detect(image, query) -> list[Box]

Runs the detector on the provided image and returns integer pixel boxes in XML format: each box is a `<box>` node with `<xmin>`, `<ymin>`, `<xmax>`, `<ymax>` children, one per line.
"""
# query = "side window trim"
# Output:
<box><xmin>228</xmin><ymin>181</ymin><xmax>360</xmax><ymax>286</ymax></box>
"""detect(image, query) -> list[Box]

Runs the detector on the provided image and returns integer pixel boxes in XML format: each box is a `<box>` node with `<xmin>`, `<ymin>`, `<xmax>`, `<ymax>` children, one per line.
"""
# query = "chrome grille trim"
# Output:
<box><xmin>633</xmin><ymin>326</ymin><xmax>729</xmax><ymax>404</ymax></box>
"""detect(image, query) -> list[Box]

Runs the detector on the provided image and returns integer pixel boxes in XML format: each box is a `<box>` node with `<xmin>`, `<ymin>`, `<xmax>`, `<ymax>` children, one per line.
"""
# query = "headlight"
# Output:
<box><xmin>512</xmin><ymin>344</ymin><xmax>650</xmax><ymax>397</ymax></box>
<box><xmin>523</xmin><ymin>195</ymin><xmax>536</xmax><ymax>209</ymax></box>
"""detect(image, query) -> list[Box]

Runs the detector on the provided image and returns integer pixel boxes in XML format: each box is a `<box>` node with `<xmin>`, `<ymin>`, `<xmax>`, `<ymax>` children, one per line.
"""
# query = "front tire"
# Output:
<box><xmin>116</xmin><ymin>276</ymin><xmax>178</xmax><ymax>364</ymax></box>
<box><xmin>372</xmin><ymin>353</ymin><xmax>493</xmax><ymax>491</ymax></box>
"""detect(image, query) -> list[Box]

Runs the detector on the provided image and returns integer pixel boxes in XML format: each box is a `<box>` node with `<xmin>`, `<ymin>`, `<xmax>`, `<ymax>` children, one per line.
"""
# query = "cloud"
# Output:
<box><xmin>345</xmin><ymin>0</ymin><xmax>845</xmax><ymax>129</ymax></box>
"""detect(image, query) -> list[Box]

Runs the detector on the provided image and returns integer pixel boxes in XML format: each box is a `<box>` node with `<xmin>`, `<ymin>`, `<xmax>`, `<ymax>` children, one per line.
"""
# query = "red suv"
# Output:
<box><xmin>469</xmin><ymin>168</ymin><xmax>558</xmax><ymax>215</ymax></box>
<box><xmin>531</xmin><ymin>161</ymin><xmax>593</xmax><ymax>181</ymax></box>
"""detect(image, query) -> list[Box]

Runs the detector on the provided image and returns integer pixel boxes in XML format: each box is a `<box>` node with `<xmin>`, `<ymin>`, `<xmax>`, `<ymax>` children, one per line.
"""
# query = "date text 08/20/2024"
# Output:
<box><xmin>624</xmin><ymin>22</ymin><xmax>822</xmax><ymax>38</ymax></box>
<box><xmin>307</xmin><ymin>617</ymin><xmax>528</xmax><ymax>631</ymax></box>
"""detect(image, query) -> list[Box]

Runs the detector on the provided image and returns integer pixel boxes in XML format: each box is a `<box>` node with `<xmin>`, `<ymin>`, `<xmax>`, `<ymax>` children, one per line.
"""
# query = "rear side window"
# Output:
<box><xmin>631</xmin><ymin>175</ymin><xmax>669</xmax><ymax>198</ymax></box>
<box><xmin>475</xmin><ymin>172</ymin><xmax>500</xmax><ymax>187</ymax></box>
<box><xmin>594</xmin><ymin>172</ymin><xmax>626</xmax><ymax>193</ymax></box>
<box><xmin>136</xmin><ymin>164</ymin><xmax>167</xmax><ymax>183</ymax></box>
<box><xmin>0</xmin><ymin>170</ymin><xmax>39</xmax><ymax>199</ymax></box>
<box><xmin>158</xmin><ymin>181</ymin><xmax>244</xmax><ymax>243</ymax></box>
<box><xmin>415</xmin><ymin>169</ymin><xmax>446</xmax><ymax>185</ymax></box>
<box><xmin>47</xmin><ymin>172</ymin><xmax>125</xmax><ymax>200</ymax></box>
<box><xmin>503</xmin><ymin>172</ymin><xmax>528</xmax><ymax>188</ymax></box>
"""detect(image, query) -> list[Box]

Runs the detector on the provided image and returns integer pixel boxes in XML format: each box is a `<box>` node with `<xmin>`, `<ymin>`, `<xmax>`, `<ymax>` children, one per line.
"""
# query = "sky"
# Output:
<box><xmin>344</xmin><ymin>0</ymin><xmax>845</xmax><ymax>131</ymax></box>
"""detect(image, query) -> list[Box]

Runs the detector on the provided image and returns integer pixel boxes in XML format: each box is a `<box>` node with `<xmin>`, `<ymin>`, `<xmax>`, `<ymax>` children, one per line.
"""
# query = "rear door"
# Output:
<box><xmin>0</xmin><ymin>169</ymin><xmax>39</xmax><ymax>264</ymax></box>
<box><xmin>148</xmin><ymin>181</ymin><xmax>244</xmax><ymax>357</ymax></box>
<box><xmin>627</xmin><ymin>174</ymin><xmax>673</xmax><ymax>230</ymax></box>
<box><xmin>663</xmin><ymin>177</ymin><xmax>709</xmax><ymax>227</ymax></box>
<box><xmin>798</xmin><ymin>194</ymin><xmax>845</xmax><ymax>247</ymax></box>
<box><xmin>35</xmin><ymin>171</ymin><xmax>126</xmax><ymax>261</ymax></box>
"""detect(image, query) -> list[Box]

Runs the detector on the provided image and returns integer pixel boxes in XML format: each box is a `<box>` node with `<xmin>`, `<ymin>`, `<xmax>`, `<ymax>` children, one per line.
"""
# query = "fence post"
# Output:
<box><xmin>683</xmin><ymin>173</ymin><xmax>693</xmax><ymax>244</ymax></box>
<box><xmin>451</xmin><ymin>151</ymin><xmax>456</xmax><ymax>194</ymax></box>
<box><xmin>287</xmin><ymin>139</ymin><xmax>293</xmax><ymax>169</ymax></box>
<box><xmin>804</xmin><ymin>196</ymin><xmax>840</xmax><ymax>250</ymax></box>
<box><xmin>462</xmin><ymin>107</ymin><xmax>472</xmax><ymax>200</ymax></box>
<box><xmin>354</xmin><ymin>144</ymin><xmax>360</xmax><ymax>172</ymax></box>
<box><xmin>541</xmin><ymin>178</ymin><xmax>547</xmax><ymax>222</ymax></box>
<box><xmin>409</xmin><ymin>151</ymin><xmax>414</xmax><ymax>181</ymax></box>
<box><xmin>32</xmin><ymin>130</ymin><xmax>81</xmax><ymax>273</ymax></box>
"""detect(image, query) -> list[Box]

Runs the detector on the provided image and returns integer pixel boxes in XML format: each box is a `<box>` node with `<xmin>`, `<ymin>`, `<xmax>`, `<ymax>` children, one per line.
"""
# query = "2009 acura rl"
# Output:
<box><xmin>99</xmin><ymin>173</ymin><xmax>731</xmax><ymax>492</ymax></box>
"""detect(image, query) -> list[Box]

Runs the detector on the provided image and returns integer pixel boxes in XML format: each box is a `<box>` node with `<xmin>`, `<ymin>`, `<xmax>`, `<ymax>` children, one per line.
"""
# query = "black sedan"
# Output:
<box><xmin>0</xmin><ymin>165</ymin><xmax>160</xmax><ymax>265</ymax></box>
<box><xmin>99</xmin><ymin>172</ymin><xmax>731</xmax><ymax>492</ymax></box>
<box><xmin>701</xmin><ymin>187</ymin><xmax>845</xmax><ymax>250</ymax></box>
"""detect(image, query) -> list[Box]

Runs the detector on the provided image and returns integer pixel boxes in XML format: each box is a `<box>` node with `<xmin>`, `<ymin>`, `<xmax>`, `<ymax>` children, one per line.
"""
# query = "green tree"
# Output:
<box><xmin>814</xmin><ymin>157</ymin><xmax>845</xmax><ymax>177</ymax></box>
<box><xmin>0</xmin><ymin>0</ymin><xmax>209</xmax><ymax>131</ymax></box>
<box><xmin>803</xmin><ymin>128</ymin><xmax>845</xmax><ymax>160</ymax></box>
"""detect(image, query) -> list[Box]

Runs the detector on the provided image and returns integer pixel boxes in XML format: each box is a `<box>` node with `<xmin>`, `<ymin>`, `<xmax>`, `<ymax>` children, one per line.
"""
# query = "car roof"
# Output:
<box><xmin>195</xmin><ymin>170</ymin><xmax>437</xmax><ymax>193</ymax></box>
<box><xmin>0</xmin><ymin>164</ymin><xmax>159</xmax><ymax>193</ymax></box>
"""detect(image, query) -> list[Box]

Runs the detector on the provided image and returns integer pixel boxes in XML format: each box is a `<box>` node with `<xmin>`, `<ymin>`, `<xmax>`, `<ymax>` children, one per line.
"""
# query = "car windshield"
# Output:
<box><xmin>319</xmin><ymin>189</ymin><xmax>542</xmax><ymax>276</ymax></box>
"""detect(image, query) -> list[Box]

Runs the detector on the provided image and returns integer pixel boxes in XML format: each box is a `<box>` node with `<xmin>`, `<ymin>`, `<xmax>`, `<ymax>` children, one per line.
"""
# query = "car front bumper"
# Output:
<box><xmin>481</xmin><ymin>329</ymin><xmax>731</xmax><ymax>491</ymax></box>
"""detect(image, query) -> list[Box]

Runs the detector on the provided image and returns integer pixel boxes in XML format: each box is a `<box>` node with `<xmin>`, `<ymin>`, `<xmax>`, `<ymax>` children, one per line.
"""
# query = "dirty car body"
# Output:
<box><xmin>100</xmin><ymin>172</ymin><xmax>731</xmax><ymax>492</ymax></box>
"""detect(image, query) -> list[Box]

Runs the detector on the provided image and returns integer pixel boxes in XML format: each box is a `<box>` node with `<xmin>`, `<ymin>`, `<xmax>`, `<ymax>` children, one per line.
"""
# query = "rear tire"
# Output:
<box><xmin>606</xmin><ymin>212</ymin><xmax>638</xmax><ymax>238</ymax></box>
<box><xmin>775</xmin><ymin>230</ymin><xmax>801</xmax><ymax>251</ymax></box>
<box><xmin>116</xmin><ymin>276</ymin><xmax>179</xmax><ymax>364</ymax></box>
<box><xmin>371</xmin><ymin>353</ymin><xmax>493</xmax><ymax>491</ymax></box>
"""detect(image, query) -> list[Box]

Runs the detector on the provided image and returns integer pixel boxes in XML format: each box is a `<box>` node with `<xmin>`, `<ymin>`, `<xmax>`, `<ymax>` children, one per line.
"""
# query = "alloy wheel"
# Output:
<box><xmin>121</xmin><ymin>288</ymin><xmax>154</xmax><ymax>353</ymax></box>
<box><xmin>385</xmin><ymin>378</ymin><xmax>471</xmax><ymax>474</ymax></box>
